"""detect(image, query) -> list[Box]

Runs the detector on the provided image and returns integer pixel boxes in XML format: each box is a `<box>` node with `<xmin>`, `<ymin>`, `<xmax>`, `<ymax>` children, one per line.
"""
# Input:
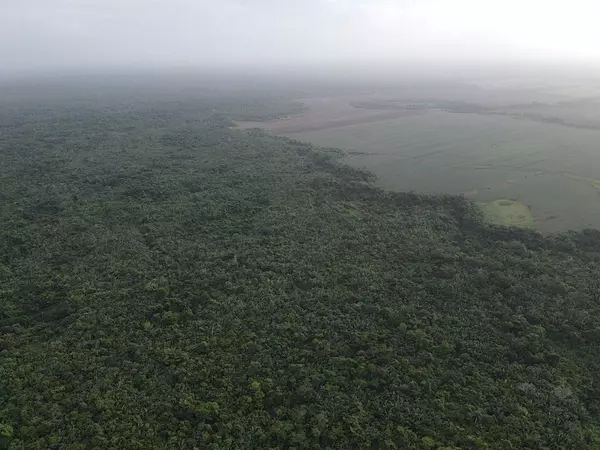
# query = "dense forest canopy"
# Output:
<box><xmin>1</xmin><ymin>85</ymin><xmax>600</xmax><ymax>449</ymax></box>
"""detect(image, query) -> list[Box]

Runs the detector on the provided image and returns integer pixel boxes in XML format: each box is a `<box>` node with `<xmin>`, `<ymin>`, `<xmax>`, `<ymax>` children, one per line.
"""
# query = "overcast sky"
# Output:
<box><xmin>2</xmin><ymin>0</ymin><xmax>600</xmax><ymax>75</ymax></box>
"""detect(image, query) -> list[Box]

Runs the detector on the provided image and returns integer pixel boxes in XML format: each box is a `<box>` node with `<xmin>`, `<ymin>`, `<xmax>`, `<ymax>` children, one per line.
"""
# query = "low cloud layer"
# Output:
<box><xmin>2</xmin><ymin>0</ymin><xmax>600</xmax><ymax>74</ymax></box>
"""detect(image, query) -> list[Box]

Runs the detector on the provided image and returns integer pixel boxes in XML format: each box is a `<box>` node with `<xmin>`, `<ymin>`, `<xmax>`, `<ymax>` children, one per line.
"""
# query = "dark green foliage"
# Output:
<box><xmin>1</xmin><ymin>92</ymin><xmax>600</xmax><ymax>449</ymax></box>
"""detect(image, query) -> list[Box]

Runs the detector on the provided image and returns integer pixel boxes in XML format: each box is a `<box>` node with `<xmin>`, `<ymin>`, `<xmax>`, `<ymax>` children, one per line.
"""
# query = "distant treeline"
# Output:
<box><xmin>351</xmin><ymin>98</ymin><xmax>600</xmax><ymax>130</ymax></box>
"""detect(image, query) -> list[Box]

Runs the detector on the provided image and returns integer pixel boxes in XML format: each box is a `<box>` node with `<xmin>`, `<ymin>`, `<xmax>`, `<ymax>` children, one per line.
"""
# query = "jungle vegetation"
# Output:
<box><xmin>1</xmin><ymin>89</ymin><xmax>600</xmax><ymax>449</ymax></box>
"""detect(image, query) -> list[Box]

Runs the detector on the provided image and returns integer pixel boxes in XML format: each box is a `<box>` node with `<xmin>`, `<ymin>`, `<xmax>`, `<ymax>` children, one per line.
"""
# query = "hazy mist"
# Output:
<box><xmin>2</xmin><ymin>0</ymin><xmax>600</xmax><ymax>77</ymax></box>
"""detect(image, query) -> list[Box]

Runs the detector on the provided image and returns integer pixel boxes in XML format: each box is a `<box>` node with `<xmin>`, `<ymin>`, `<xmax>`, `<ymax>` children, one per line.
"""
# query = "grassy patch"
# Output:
<box><xmin>478</xmin><ymin>199</ymin><xmax>535</xmax><ymax>228</ymax></box>
<box><xmin>564</xmin><ymin>173</ymin><xmax>600</xmax><ymax>191</ymax></box>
